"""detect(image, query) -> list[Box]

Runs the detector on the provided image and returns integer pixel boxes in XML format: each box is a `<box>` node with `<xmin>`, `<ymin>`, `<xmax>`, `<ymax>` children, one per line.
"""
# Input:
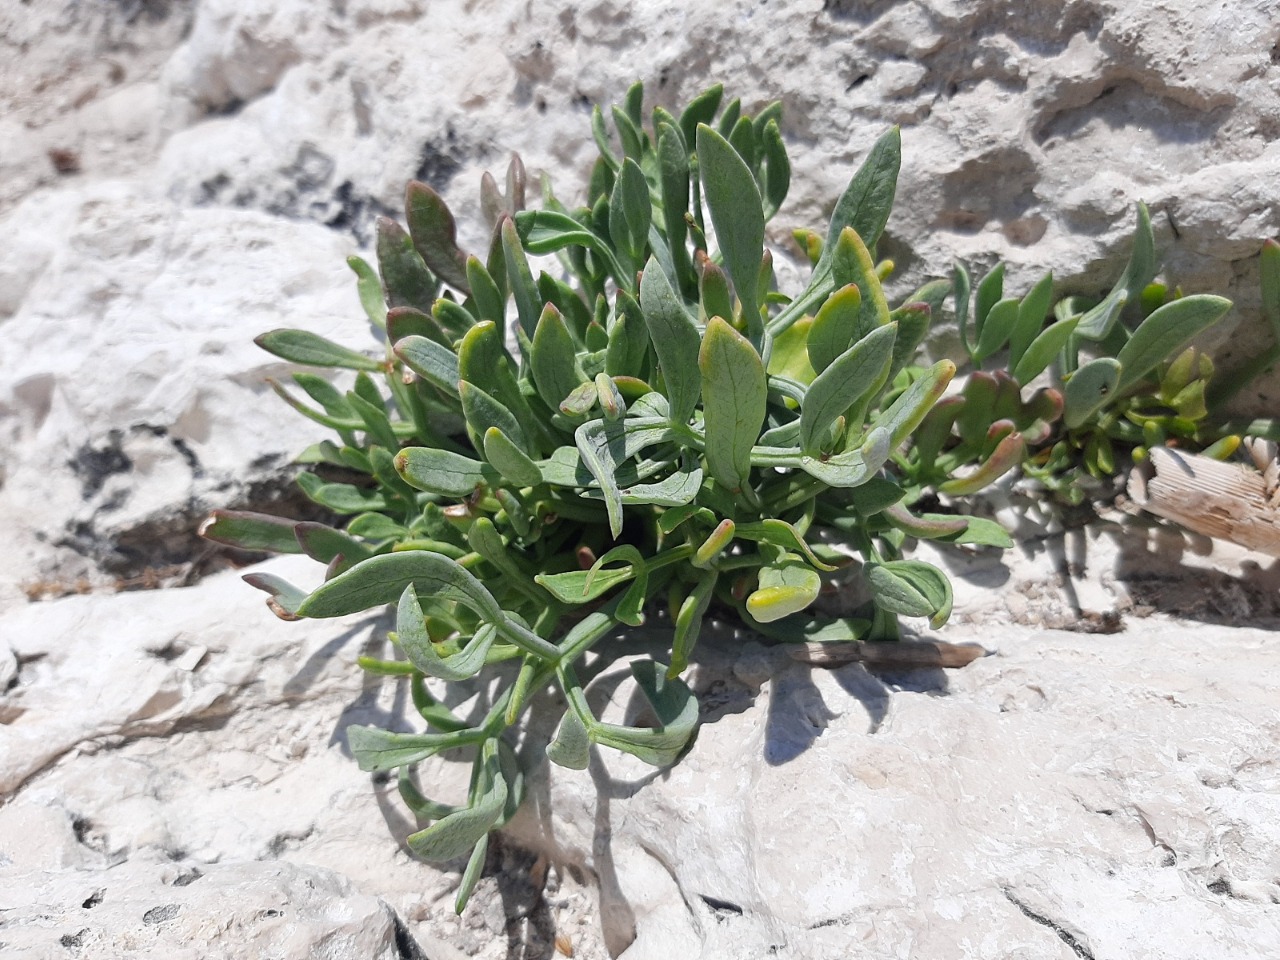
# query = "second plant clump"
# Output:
<box><xmin>202</xmin><ymin>83</ymin><xmax>1269</xmax><ymax>909</ymax></box>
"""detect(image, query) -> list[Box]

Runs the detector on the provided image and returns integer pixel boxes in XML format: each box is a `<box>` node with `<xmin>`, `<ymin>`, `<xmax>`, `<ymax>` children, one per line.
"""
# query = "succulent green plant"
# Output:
<box><xmin>203</xmin><ymin>80</ymin><xmax>1276</xmax><ymax>908</ymax></box>
<box><xmin>880</xmin><ymin>204</ymin><xmax>1278</xmax><ymax>505</ymax></box>
<box><xmin>202</xmin><ymin>83</ymin><xmax>1018</xmax><ymax>909</ymax></box>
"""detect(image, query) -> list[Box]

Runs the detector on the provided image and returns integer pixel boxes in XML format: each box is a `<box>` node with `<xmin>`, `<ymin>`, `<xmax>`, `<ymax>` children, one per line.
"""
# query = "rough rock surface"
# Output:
<box><xmin>0</xmin><ymin>556</ymin><xmax>608</xmax><ymax>959</ymax></box>
<box><xmin>504</xmin><ymin>616</ymin><xmax>1280</xmax><ymax>958</ymax></box>
<box><xmin>3</xmin><ymin>1</ymin><xmax>1279</xmax><ymax>957</ymax></box>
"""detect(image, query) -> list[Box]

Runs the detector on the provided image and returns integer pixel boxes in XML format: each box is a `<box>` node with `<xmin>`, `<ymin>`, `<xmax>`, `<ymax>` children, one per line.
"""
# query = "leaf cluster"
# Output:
<box><xmin>879</xmin><ymin>205</ymin><xmax>1279</xmax><ymax>504</ymax></box>
<box><xmin>203</xmin><ymin>81</ymin><xmax>1276</xmax><ymax>907</ymax></box>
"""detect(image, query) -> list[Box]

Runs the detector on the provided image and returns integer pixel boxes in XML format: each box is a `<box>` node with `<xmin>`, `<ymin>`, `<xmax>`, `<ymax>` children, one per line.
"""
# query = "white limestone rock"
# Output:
<box><xmin>499</xmin><ymin>619</ymin><xmax>1280</xmax><ymax>959</ymax></box>
<box><xmin>3</xmin><ymin>2</ymin><xmax>1280</xmax><ymax>958</ymax></box>
<box><xmin>0</xmin><ymin>183</ymin><xmax>365</xmax><ymax>596</ymax></box>
<box><xmin>0</xmin><ymin>557</ymin><xmax>609</xmax><ymax>959</ymax></box>
<box><xmin>0</xmin><ymin>859</ymin><xmax>407</xmax><ymax>960</ymax></box>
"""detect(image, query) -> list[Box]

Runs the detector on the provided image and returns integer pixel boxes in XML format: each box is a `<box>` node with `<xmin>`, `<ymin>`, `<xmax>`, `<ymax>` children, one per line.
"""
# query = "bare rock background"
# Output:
<box><xmin>1</xmin><ymin>1</ymin><xmax>1277</xmax><ymax>958</ymax></box>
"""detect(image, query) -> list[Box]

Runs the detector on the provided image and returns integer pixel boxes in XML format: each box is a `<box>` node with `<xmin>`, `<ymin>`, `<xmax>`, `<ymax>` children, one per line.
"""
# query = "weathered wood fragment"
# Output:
<box><xmin>1127</xmin><ymin>441</ymin><xmax>1280</xmax><ymax>557</ymax></box>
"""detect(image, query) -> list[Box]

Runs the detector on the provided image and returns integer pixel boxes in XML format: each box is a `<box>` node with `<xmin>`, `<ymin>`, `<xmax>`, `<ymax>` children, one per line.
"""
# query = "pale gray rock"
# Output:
<box><xmin>0</xmin><ymin>557</ymin><xmax>609</xmax><ymax>959</ymax></box>
<box><xmin>0</xmin><ymin>184</ymin><xmax>363</xmax><ymax>596</ymax></box>
<box><xmin>499</xmin><ymin>618</ymin><xmax>1280</xmax><ymax>959</ymax></box>
<box><xmin>0</xmin><ymin>858</ymin><xmax>407</xmax><ymax>960</ymax></box>
<box><xmin>3</xmin><ymin>2</ymin><xmax>1280</xmax><ymax>958</ymax></box>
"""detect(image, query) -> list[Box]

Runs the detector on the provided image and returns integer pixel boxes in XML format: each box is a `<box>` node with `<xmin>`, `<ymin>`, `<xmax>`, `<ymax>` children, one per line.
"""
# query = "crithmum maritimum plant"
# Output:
<box><xmin>203</xmin><ymin>81</ymin><xmax>1264</xmax><ymax>909</ymax></box>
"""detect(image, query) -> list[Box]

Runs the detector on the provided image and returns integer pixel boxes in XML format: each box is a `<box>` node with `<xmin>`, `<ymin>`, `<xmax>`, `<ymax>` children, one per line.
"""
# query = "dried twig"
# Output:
<box><xmin>789</xmin><ymin>639</ymin><xmax>988</xmax><ymax>669</ymax></box>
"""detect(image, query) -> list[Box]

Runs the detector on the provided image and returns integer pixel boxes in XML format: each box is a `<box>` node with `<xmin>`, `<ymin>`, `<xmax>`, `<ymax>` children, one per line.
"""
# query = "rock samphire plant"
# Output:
<box><xmin>202</xmin><ymin>83</ymin><xmax>1258</xmax><ymax>908</ymax></box>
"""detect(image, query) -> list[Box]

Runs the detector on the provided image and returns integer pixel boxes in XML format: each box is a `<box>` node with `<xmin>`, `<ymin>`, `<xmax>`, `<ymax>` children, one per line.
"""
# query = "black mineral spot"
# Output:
<box><xmin>171</xmin><ymin>868</ymin><xmax>203</xmax><ymax>887</ymax></box>
<box><xmin>81</xmin><ymin>890</ymin><xmax>104</xmax><ymax>909</ymax></box>
<box><xmin>69</xmin><ymin>431</ymin><xmax>132</xmax><ymax>500</ymax></box>
<box><xmin>414</xmin><ymin>127</ymin><xmax>464</xmax><ymax>190</ymax></box>
<box><xmin>60</xmin><ymin>929</ymin><xmax>88</xmax><ymax>948</ymax></box>
<box><xmin>142</xmin><ymin>903</ymin><xmax>181</xmax><ymax>925</ymax></box>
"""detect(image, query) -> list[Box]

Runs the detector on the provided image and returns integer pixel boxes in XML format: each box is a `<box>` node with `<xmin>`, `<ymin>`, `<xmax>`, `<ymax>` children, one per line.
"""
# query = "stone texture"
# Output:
<box><xmin>0</xmin><ymin>557</ymin><xmax>608</xmax><ymax>959</ymax></box>
<box><xmin>1</xmin><ymin>859</ymin><xmax>408</xmax><ymax>960</ymax></box>
<box><xmin>500</xmin><ymin>616</ymin><xmax>1280</xmax><ymax>958</ymax></box>
<box><xmin>3</xmin><ymin>1</ymin><xmax>1279</xmax><ymax>957</ymax></box>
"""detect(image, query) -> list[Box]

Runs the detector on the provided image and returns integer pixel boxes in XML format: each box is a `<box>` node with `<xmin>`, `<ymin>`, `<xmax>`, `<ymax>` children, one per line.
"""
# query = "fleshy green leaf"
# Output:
<box><xmin>347</xmin><ymin>391</ymin><xmax>399</xmax><ymax>452</ymax></box>
<box><xmin>347</xmin><ymin>512</ymin><xmax>406</xmax><ymax>541</ymax></box>
<box><xmin>293</xmin><ymin>521</ymin><xmax>376</xmax><ymax>569</ymax></box>
<box><xmin>1007</xmin><ymin>272</ymin><xmax>1054</xmax><ymax>372</ymax></box>
<box><xmin>973</xmin><ymin>263</ymin><xmax>1005</xmax><ymax>346</ymax></box>
<box><xmin>407</xmin><ymin>745</ymin><xmax>507</xmax><ymax>860</ymax></box>
<box><xmin>865</xmin><ymin>559</ymin><xmax>953</xmax><ymax>628</ymax></box>
<box><xmin>769</xmin><ymin>128</ymin><xmax>901</xmax><ymax>337</ymax></box>
<box><xmin>734</xmin><ymin>519</ymin><xmax>837</xmax><ymax>571</ymax></box>
<box><xmin>501</xmin><ymin>217</ymin><xmax>541</xmax><ymax>339</ymax></box>
<box><xmin>460</xmin><ymin>380</ymin><xmax>526</xmax><ymax>453</ymax></box>
<box><xmin>256</xmin><ymin>329</ymin><xmax>381</xmax><ymax>371</ymax></box>
<box><xmin>669</xmin><ymin>570</ymin><xmax>717</xmax><ymax>676</ymax></box>
<box><xmin>887</xmin><ymin>301</ymin><xmax>931</xmax><ymax>380</ymax></box>
<box><xmin>465</xmin><ymin>256</ymin><xmax>504</xmax><ymax>323</ymax></box>
<box><xmin>535</xmin><ymin>565</ymin><xmax>634</xmax><ymax>604</ymax></box>
<box><xmin>546</xmin><ymin>704</ymin><xmax>591</xmax><ymax>770</ymax></box>
<box><xmin>972</xmin><ymin>297</ymin><xmax>1019</xmax><ymax>363</ymax></box>
<box><xmin>1063</xmin><ymin>357</ymin><xmax>1122</xmax><ymax>429</ymax></box>
<box><xmin>871</xmin><ymin>359</ymin><xmax>957</xmax><ymax>446</ymax></box>
<box><xmin>760</xmin><ymin>118</ymin><xmax>790</xmax><ymax>220</ymax></box>
<box><xmin>242</xmin><ymin>571</ymin><xmax>308</xmax><ymax>620</ymax></box>
<box><xmin>823</xmin><ymin>127</ymin><xmax>900</xmax><ymax>254</ymax></box>
<box><xmin>376</xmin><ymin>217</ymin><xmax>438</xmax><ymax>312</ymax></box>
<box><xmin>831</xmin><ymin>226</ymin><xmax>890</xmax><ymax>343</ymax></box>
<box><xmin>574</xmin><ymin>417</ymin><xmax>678</xmax><ymax>537</ymax></box>
<box><xmin>807</xmin><ymin>283</ymin><xmax>862</xmax><ymax>374</ymax></box>
<box><xmin>1012</xmin><ymin>317</ymin><xmax>1079</xmax><ymax>384</ymax></box>
<box><xmin>586</xmin><ymin>454</ymin><xmax>702</xmax><ymax>507</ymax></box>
<box><xmin>697</xmin><ymin>124</ymin><xmax>765</xmax><ymax>344</ymax></box>
<box><xmin>387</xmin><ymin>305</ymin><xmax>448</xmax><ymax>348</ymax></box>
<box><xmin>347</xmin><ymin>255</ymin><xmax>388</xmax><ymax>327</ymax></box>
<box><xmin>746</xmin><ymin>554</ymin><xmax>822</xmax><ymax>623</ymax></box>
<box><xmin>797</xmin><ymin>426</ymin><xmax>892</xmax><ymax>487</ymax></box>
<box><xmin>347</xmin><ymin>724</ymin><xmax>476</xmax><ymax>772</ymax></box>
<box><xmin>405</xmin><ymin>181</ymin><xmax>470</xmax><ymax>293</ymax></box>
<box><xmin>1115</xmin><ymin>295</ymin><xmax>1232</xmax><ymax>391</ymax></box>
<box><xmin>800</xmin><ymin>322</ymin><xmax>897</xmax><ymax>454</ymax></box>
<box><xmin>609</xmin><ymin>157</ymin><xmax>651</xmax><ymax>266</ymax></box>
<box><xmin>397</xmin><ymin>585</ymin><xmax>499</xmax><ymax>682</ymax></box>
<box><xmin>199</xmin><ymin>510</ymin><xmax>303</xmax><ymax>554</ymax></box>
<box><xmin>396</xmin><ymin>447</ymin><xmax>496</xmax><ymax>497</ymax></box>
<box><xmin>297</xmin><ymin>550</ymin><xmax>506</xmax><ymax>622</ymax></box>
<box><xmin>1076</xmin><ymin>203</ymin><xmax>1157</xmax><ymax>340</ymax></box>
<box><xmin>295</xmin><ymin>471</ymin><xmax>390</xmax><ymax>514</ymax></box>
<box><xmin>936</xmin><ymin>431</ymin><xmax>1025</xmax><ymax>495</ymax></box>
<box><xmin>455</xmin><ymin>835</ymin><xmax>489</xmax><ymax>915</ymax></box>
<box><xmin>482</xmin><ymin>427</ymin><xmax>543</xmax><ymax>486</ymax></box>
<box><xmin>592</xmin><ymin>661</ymin><xmax>700</xmax><ymax>766</ymax></box>
<box><xmin>679</xmin><ymin>84</ymin><xmax>723</xmax><ymax>151</ymax></box>
<box><xmin>699</xmin><ymin>316</ymin><xmax>767</xmax><ymax>494</ymax></box>
<box><xmin>639</xmin><ymin>257</ymin><xmax>702</xmax><ymax>425</ymax></box>
<box><xmin>394</xmin><ymin>335</ymin><xmax>460</xmax><ymax>395</ymax></box>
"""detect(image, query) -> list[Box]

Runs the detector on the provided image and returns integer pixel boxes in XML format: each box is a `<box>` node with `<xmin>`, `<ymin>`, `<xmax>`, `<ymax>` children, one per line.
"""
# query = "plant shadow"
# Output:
<box><xmin>926</xmin><ymin>508</ymin><xmax>1280</xmax><ymax>630</ymax></box>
